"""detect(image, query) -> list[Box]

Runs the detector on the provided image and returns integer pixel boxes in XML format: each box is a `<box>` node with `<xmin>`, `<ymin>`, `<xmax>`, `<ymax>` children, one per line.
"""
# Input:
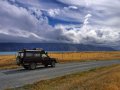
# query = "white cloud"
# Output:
<box><xmin>68</xmin><ymin>6</ymin><xmax>78</xmax><ymax>10</ymax></box>
<box><xmin>57</xmin><ymin>0</ymin><xmax>86</xmax><ymax>6</ymax></box>
<box><xmin>84</xmin><ymin>14</ymin><xmax>92</xmax><ymax>25</ymax></box>
<box><xmin>48</xmin><ymin>9</ymin><xmax>60</xmax><ymax>17</ymax></box>
<box><xmin>0</xmin><ymin>0</ymin><xmax>53</xmax><ymax>42</ymax></box>
<box><xmin>55</xmin><ymin>24</ymin><xmax>120</xmax><ymax>46</ymax></box>
<box><xmin>47</xmin><ymin>6</ymin><xmax>84</xmax><ymax>22</ymax></box>
<box><xmin>54</xmin><ymin>12</ymin><xmax>120</xmax><ymax>46</ymax></box>
<box><xmin>0</xmin><ymin>0</ymin><xmax>120</xmax><ymax>49</ymax></box>
<box><xmin>56</xmin><ymin>0</ymin><xmax>120</xmax><ymax>27</ymax></box>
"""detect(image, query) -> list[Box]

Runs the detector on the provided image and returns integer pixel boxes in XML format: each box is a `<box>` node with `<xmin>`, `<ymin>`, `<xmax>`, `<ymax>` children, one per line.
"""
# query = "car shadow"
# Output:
<box><xmin>3</xmin><ymin>66</ymin><xmax>51</xmax><ymax>75</ymax></box>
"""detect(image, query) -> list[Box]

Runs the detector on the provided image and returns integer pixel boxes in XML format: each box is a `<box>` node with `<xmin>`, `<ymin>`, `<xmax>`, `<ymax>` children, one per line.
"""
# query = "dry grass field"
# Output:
<box><xmin>48</xmin><ymin>51</ymin><xmax>120</xmax><ymax>62</ymax></box>
<box><xmin>0</xmin><ymin>55</ymin><xmax>18</xmax><ymax>69</ymax></box>
<box><xmin>8</xmin><ymin>64</ymin><xmax>120</xmax><ymax>90</ymax></box>
<box><xmin>0</xmin><ymin>51</ymin><xmax>120</xmax><ymax>69</ymax></box>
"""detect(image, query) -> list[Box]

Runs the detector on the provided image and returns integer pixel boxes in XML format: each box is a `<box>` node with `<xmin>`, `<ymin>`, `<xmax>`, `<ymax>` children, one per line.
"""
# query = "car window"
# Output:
<box><xmin>18</xmin><ymin>52</ymin><xmax>24</xmax><ymax>58</ymax></box>
<box><xmin>42</xmin><ymin>54</ymin><xmax>47</xmax><ymax>58</ymax></box>
<box><xmin>20</xmin><ymin>53</ymin><xmax>24</xmax><ymax>57</ymax></box>
<box><xmin>34</xmin><ymin>53</ymin><xmax>40</xmax><ymax>57</ymax></box>
<box><xmin>26</xmin><ymin>52</ymin><xmax>33</xmax><ymax>57</ymax></box>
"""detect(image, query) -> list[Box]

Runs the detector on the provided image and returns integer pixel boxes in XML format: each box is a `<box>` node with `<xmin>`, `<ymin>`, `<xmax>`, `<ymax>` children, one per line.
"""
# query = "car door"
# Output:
<box><xmin>34</xmin><ymin>52</ymin><xmax>42</xmax><ymax>63</ymax></box>
<box><xmin>24</xmin><ymin>52</ymin><xmax>34</xmax><ymax>63</ymax></box>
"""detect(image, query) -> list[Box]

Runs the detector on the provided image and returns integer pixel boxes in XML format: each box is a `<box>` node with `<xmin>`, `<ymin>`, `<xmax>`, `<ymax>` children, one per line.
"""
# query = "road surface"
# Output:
<box><xmin>0</xmin><ymin>60</ymin><xmax>120</xmax><ymax>90</ymax></box>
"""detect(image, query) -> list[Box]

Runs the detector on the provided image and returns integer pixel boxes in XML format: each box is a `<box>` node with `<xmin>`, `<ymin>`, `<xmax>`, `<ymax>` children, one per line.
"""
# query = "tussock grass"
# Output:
<box><xmin>0</xmin><ymin>51</ymin><xmax>120</xmax><ymax>69</ymax></box>
<box><xmin>48</xmin><ymin>51</ymin><xmax>120</xmax><ymax>62</ymax></box>
<box><xmin>8</xmin><ymin>64</ymin><xmax>120</xmax><ymax>90</ymax></box>
<box><xmin>0</xmin><ymin>55</ymin><xmax>18</xmax><ymax>69</ymax></box>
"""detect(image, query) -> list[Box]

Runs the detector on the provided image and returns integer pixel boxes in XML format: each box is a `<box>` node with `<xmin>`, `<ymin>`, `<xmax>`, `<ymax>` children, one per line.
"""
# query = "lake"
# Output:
<box><xmin>0</xmin><ymin>51</ymin><xmax>78</xmax><ymax>55</ymax></box>
<box><xmin>0</xmin><ymin>52</ymin><xmax>17</xmax><ymax>55</ymax></box>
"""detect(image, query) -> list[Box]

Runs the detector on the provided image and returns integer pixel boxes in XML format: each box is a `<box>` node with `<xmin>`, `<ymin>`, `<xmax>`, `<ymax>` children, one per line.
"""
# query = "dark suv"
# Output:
<box><xmin>16</xmin><ymin>48</ymin><xmax>57</xmax><ymax>70</ymax></box>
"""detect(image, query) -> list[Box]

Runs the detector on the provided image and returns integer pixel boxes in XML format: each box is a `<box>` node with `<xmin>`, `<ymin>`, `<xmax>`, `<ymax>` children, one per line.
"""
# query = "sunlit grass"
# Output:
<box><xmin>0</xmin><ymin>55</ymin><xmax>18</xmax><ymax>69</ymax></box>
<box><xmin>48</xmin><ymin>51</ymin><xmax>120</xmax><ymax>62</ymax></box>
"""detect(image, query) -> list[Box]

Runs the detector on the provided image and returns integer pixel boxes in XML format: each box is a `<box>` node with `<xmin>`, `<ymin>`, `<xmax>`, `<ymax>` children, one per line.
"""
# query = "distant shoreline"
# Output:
<box><xmin>0</xmin><ymin>51</ymin><xmax>120</xmax><ymax>55</ymax></box>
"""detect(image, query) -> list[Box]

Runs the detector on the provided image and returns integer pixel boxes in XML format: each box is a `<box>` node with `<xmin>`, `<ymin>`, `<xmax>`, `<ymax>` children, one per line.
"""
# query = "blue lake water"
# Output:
<box><xmin>0</xmin><ymin>51</ymin><xmax>58</xmax><ymax>55</ymax></box>
<box><xmin>0</xmin><ymin>52</ymin><xmax>17</xmax><ymax>55</ymax></box>
<box><xmin>0</xmin><ymin>51</ymin><xmax>78</xmax><ymax>55</ymax></box>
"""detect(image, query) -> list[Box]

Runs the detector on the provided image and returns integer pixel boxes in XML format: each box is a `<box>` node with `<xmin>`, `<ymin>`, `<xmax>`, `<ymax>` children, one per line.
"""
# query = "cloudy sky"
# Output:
<box><xmin>0</xmin><ymin>0</ymin><xmax>120</xmax><ymax>48</ymax></box>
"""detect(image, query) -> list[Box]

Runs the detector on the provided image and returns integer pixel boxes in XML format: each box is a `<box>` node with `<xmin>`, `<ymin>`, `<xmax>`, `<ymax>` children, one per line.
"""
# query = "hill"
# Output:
<box><xmin>0</xmin><ymin>43</ymin><xmax>116</xmax><ymax>51</ymax></box>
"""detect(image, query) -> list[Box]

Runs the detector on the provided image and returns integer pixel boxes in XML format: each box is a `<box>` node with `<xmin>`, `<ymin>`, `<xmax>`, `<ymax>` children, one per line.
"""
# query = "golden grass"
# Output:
<box><xmin>48</xmin><ymin>51</ymin><xmax>120</xmax><ymax>62</ymax></box>
<box><xmin>0</xmin><ymin>51</ymin><xmax>120</xmax><ymax>69</ymax></box>
<box><xmin>0</xmin><ymin>55</ymin><xmax>18</xmax><ymax>69</ymax></box>
<box><xmin>9</xmin><ymin>64</ymin><xmax>120</xmax><ymax>90</ymax></box>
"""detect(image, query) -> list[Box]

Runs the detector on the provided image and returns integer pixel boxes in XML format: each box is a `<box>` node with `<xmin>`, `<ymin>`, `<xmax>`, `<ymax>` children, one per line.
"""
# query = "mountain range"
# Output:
<box><xmin>0</xmin><ymin>43</ymin><xmax>116</xmax><ymax>51</ymax></box>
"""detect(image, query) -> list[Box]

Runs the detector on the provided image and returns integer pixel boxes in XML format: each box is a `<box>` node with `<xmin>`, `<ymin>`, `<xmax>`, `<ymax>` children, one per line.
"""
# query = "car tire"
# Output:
<box><xmin>44</xmin><ymin>64</ymin><xmax>48</xmax><ymax>68</ymax></box>
<box><xmin>51</xmin><ymin>61</ymin><xmax>55</xmax><ymax>67</ymax></box>
<box><xmin>29</xmin><ymin>63</ymin><xmax>36</xmax><ymax>70</ymax></box>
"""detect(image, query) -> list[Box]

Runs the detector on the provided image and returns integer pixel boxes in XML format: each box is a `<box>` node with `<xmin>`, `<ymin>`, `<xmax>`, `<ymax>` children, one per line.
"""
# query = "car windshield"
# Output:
<box><xmin>42</xmin><ymin>54</ymin><xmax>48</xmax><ymax>58</ymax></box>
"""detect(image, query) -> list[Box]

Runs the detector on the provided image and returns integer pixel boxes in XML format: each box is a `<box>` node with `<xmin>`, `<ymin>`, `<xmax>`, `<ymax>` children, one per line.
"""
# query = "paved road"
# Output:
<box><xmin>0</xmin><ymin>60</ymin><xmax>120</xmax><ymax>90</ymax></box>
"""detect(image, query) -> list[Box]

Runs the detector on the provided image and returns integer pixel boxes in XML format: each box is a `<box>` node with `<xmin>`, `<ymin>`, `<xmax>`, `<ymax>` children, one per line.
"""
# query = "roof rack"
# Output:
<box><xmin>33</xmin><ymin>48</ymin><xmax>43</xmax><ymax>50</ymax></box>
<box><xmin>20</xmin><ymin>48</ymin><xmax>44</xmax><ymax>52</ymax></box>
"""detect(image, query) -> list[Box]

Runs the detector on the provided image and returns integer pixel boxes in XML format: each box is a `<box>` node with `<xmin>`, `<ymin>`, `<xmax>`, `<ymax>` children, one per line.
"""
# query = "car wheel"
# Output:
<box><xmin>44</xmin><ymin>64</ymin><xmax>48</xmax><ymax>68</ymax></box>
<box><xmin>51</xmin><ymin>61</ymin><xmax>55</xmax><ymax>67</ymax></box>
<box><xmin>29</xmin><ymin>63</ymin><xmax>36</xmax><ymax>70</ymax></box>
